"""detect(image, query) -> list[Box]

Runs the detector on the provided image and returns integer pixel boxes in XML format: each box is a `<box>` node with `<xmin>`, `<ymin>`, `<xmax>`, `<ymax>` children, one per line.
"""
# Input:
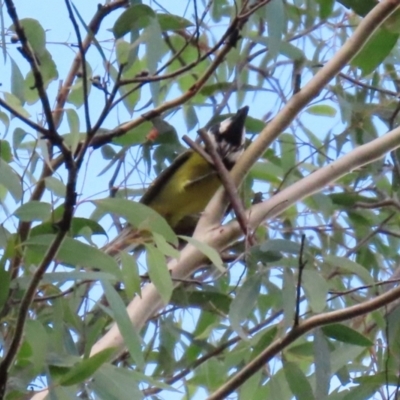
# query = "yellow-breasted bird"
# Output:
<box><xmin>106</xmin><ymin>106</ymin><xmax>249</xmax><ymax>254</ymax></box>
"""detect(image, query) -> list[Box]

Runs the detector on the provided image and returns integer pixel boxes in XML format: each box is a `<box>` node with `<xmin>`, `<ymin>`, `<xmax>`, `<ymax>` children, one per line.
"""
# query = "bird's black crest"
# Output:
<box><xmin>208</xmin><ymin>106</ymin><xmax>248</xmax><ymax>168</ymax></box>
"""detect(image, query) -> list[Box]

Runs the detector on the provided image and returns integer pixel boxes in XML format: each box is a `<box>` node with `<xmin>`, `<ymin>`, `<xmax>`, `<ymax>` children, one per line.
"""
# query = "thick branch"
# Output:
<box><xmin>199</xmin><ymin>0</ymin><xmax>400</xmax><ymax>229</ymax></box>
<box><xmin>207</xmin><ymin>275</ymin><xmax>400</xmax><ymax>400</ymax></box>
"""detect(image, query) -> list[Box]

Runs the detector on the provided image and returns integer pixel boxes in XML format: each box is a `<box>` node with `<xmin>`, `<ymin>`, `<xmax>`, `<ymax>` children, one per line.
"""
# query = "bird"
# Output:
<box><xmin>105</xmin><ymin>106</ymin><xmax>249</xmax><ymax>255</ymax></box>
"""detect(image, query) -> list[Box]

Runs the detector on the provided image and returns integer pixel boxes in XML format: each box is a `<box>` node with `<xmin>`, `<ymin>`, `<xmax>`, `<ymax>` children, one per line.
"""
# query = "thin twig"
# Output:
<box><xmin>197</xmin><ymin>128</ymin><xmax>252</xmax><ymax>244</ymax></box>
<box><xmin>91</xmin><ymin>21</ymin><xmax>245</xmax><ymax>149</ymax></box>
<box><xmin>144</xmin><ymin>308</ymin><xmax>285</xmax><ymax>396</ymax></box>
<box><xmin>294</xmin><ymin>234</ymin><xmax>307</xmax><ymax>327</ymax></box>
<box><xmin>4</xmin><ymin>0</ymin><xmax>70</xmax><ymax>162</ymax></box>
<box><xmin>0</xmin><ymin>97</ymin><xmax>49</xmax><ymax>135</ymax></box>
<box><xmin>64</xmin><ymin>0</ymin><xmax>91</xmax><ymax>133</ymax></box>
<box><xmin>339</xmin><ymin>72</ymin><xmax>398</xmax><ymax>97</ymax></box>
<box><xmin>182</xmin><ymin>135</ymin><xmax>214</xmax><ymax>165</ymax></box>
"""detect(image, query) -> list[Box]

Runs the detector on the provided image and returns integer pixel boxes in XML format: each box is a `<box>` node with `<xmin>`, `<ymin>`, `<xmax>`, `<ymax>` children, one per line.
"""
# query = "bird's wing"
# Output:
<box><xmin>182</xmin><ymin>170</ymin><xmax>218</xmax><ymax>189</ymax></box>
<box><xmin>140</xmin><ymin>150</ymin><xmax>193</xmax><ymax>206</ymax></box>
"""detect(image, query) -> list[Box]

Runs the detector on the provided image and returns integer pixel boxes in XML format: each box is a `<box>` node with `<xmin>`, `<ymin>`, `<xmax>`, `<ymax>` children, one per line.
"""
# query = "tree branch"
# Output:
<box><xmin>207</xmin><ymin>271</ymin><xmax>400</xmax><ymax>400</ymax></box>
<box><xmin>201</xmin><ymin>0</ymin><xmax>400</xmax><ymax>229</ymax></box>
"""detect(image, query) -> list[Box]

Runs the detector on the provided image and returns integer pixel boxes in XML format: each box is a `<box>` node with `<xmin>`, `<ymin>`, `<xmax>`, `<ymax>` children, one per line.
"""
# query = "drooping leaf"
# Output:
<box><xmin>322</xmin><ymin>324</ymin><xmax>373</xmax><ymax>347</ymax></box>
<box><xmin>10</xmin><ymin>58</ymin><xmax>25</xmax><ymax>104</ymax></box>
<box><xmin>14</xmin><ymin>201</ymin><xmax>52</xmax><ymax>221</ymax></box>
<box><xmin>260</xmin><ymin>239</ymin><xmax>301</xmax><ymax>254</ymax></box>
<box><xmin>113</xmin><ymin>4</ymin><xmax>155</xmax><ymax>39</ymax></box>
<box><xmin>314</xmin><ymin>328</ymin><xmax>331</xmax><ymax>400</ymax></box>
<box><xmin>12</xmin><ymin>18</ymin><xmax>46</xmax><ymax>55</ymax></box>
<box><xmin>323</xmin><ymin>255</ymin><xmax>373</xmax><ymax>284</ymax></box>
<box><xmin>180</xmin><ymin>236</ymin><xmax>224</xmax><ymax>272</ymax></box>
<box><xmin>283</xmin><ymin>361</ymin><xmax>315</xmax><ymax>400</ymax></box>
<box><xmin>25</xmin><ymin>235</ymin><xmax>121</xmax><ymax>278</ymax></box>
<box><xmin>120</xmin><ymin>251</ymin><xmax>141</xmax><ymax>299</ymax></box>
<box><xmin>0</xmin><ymin>158</ymin><xmax>22</xmax><ymax>201</ymax></box>
<box><xmin>95</xmin><ymin>198</ymin><xmax>177</xmax><ymax>245</ymax></box>
<box><xmin>229</xmin><ymin>274</ymin><xmax>261</xmax><ymax>338</ymax></box>
<box><xmin>264</xmin><ymin>0</ymin><xmax>285</xmax><ymax>60</ymax></box>
<box><xmin>301</xmin><ymin>270</ymin><xmax>328</xmax><ymax>313</ymax></box>
<box><xmin>145</xmin><ymin>243</ymin><xmax>173</xmax><ymax>304</ymax></box>
<box><xmin>59</xmin><ymin>348</ymin><xmax>116</xmax><ymax>386</ymax></box>
<box><xmin>0</xmin><ymin>140</ymin><xmax>12</xmax><ymax>162</ymax></box>
<box><xmin>157</xmin><ymin>14</ymin><xmax>193</xmax><ymax>31</ymax></box>
<box><xmin>306</xmin><ymin>105</ymin><xmax>337</xmax><ymax>117</ymax></box>
<box><xmin>351</xmin><ymin>28</ymin><xmax>398</xmax><ymax>76</ymax></box>
<box><xmin>92</xmin><ymin>364</ymin><xmax>144</xmax><ymax>400</ymax></box>
<box><xmin>102</xmin><ymin>280</ymin><xmax>144</xmax><ymax>368</ymax></box>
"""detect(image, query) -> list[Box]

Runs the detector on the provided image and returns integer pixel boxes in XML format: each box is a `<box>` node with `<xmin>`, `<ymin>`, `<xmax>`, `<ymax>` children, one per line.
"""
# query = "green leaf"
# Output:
<box><xmin>306</xmin><ymin>105</ymin><xmax>337</xmax><ymax>117</ymax></box>
<box><xmin>66</xmin><ymin>108</ymin><xmax>80</xmax><ymax>152</ymax></box>
<box><xmin>329</xmin><ymin>192</ymin><xmax>376</xmax><ymax>207</ymax></box>
<box><xmin>14</xmin><ymin>18</ymin><xmax>46</xmax><ymax>55</ymax></box>
<box><xmin>25</xmin><ymin>235</ymin><xmax>121</xmax><ymax>278</ymax></box>
<box><xmin>260</xmin><ymin>239</ymin><xmax>300</xmax><ymax>254</ymax></box>
<box><xmin>0</xmin><ymin>267</ymin><xmax>10</xmax><ymax>312</ymax></box>
<box><xmin>172</xmin><ymin>288</ymin><xmax>232</xmax><ymax>314</ymax></box>
<box><xmin>323</xmin><ymin>255</ymin><xmax>373</xmax><ymax>284</ymax></box>
<box><xmin>44</xmin><ymin>176</ymin><xmax>66</xmax><ymax>197</ymax></box>
<box><xmin>0</xmin><ymin>111</ymin><xmax>10</xmax><ymax>134</ymax></box>
<box><xmin>0</xmin><ymin>140</ymin><xmax>12</xmax><ymax>162</ymax></box>
<box><xmin>229</xmin><ymin>274</ymin><xmax>261</xmax><ymax>338</ymax></box>
<box><xmin>120</xmin><ymin>251</ymin><xmax>141</xmax><ymax>299</ymax></box>
<box><xmin>341</xmin><ymin>383</ymin><xmax>381</xmax><ymax>400</ymax></box>
<box><xmin>113</xmin><ymin>4</ymin><xmax>155</xmax><ymax>39</ymax></box>
<box><xmin>179</xmin><ymin>236</ymin><xmax>224</xmax><ymax>272</ymax></box>
<box><xmin>70</xmin><ymin>217</ymin><xmax>106</xmax><ymax>238</ymax></box>
<box><xmin>153</xmin><ymin>232</ymin><xmax>180</xmax><ymax>259</ymax></box>
<box><xmin>4</xmin><ymin>92</ymin><xmax>30</xmax><ymax>119</ymax></box>
<box><xmin>143</xmin><ymin>19</ymin><xmax>163</xmax><ymax>104</ymax></box>
<box><xmin>95</xmin><ymin>198</ymin><xmax>177</xmax><ymax>246</ymax></box>
<box><xmin>67</xmin><ymin>62</ymin><xmax>92</xmax><ymax>107</ymax></box>
<box><xmin>301</xmin><ymin>270</ymin><xmax>328</xmax><ymax>313</ymax></box>
<box><xmin>336</xmin><ymin>0</ymin><xmax>378</xmax><ymax>17</ymax></box>
<box><xmin>157</xmin><ymin>14</ymin><xmax>193</xmax><ymax>31</ymax></box>
<box><xmin>316</xmin><ymin>0</ymin><xmax>334</xmax><ymax>18</ymax></box>
<box><xmin>280</xmin><ymin>132</ymin><xmax>296</xmax><ymax>178</ymax></box>
<box><xmin>314</xmin><ymin>328</ymin><xmax>331</xmax><ymax>399</ymax></box>
<box><xmin>10</xmin><ymin>58</ymin><xmax>25</xmax><ymax>104</ymax></box>
<box><xmin>24</xmin><ymin>320</ymin><xmax>47</xmax><ymax>373</ymax></box>
<box><xmin>283</xmin><ymin>361</ymin><xmax>315</xmax><ymax>400</ymax></box>
<box><xmin>12</xmin><ymin>127</ymin><xmax>26</xmax><ymax>155</ymax></box>
<box><xmin>25</xmin><ymin>49</ymin><xmax>58</xmax><ymax>104</ymax></box>
<box><xmin>0</xmin><ymin>158</ymin><xmax>22</xmax><ymax>201</ymax></box>
<box><xmin>264</xmin><ymin>0</ymin><xmax>285</xmax><ymax>60</ymax></box>
<box><xmin>101</xmin><ymin>145</ymin><xmax>116</xmax><ymax>160</ymax></box>
<box><xmin>322</xmin><ymin>324</ymin><xmax>373</xmax><ymax>346</ymax></box>
<box><xmin>145</xmin><ymin>243</ymin><xmax>173</xmax><ymax>304</ymax></box>
<box><xmin>59</xmin><ymin>348</ymin><xmax>116</xmax><ymax>386</ymax></box>
<box><xmin>92</xmin><ymin>364</ymin><xmax>144</xmax><ymax>400</ymax></box>
<box><xmin>112</xmin><ymin>121</ymin><xmax>152</xmax><ymax>147</ymax></box>
<box><xmin>282</xmin><ymin>268</ymin><xmax>296</xmax><ymax>331</ymax></box>
<box><xmin>183</xmin><ymin>104</ymin><xmax>198</xmax><ymax>132</ymax></box>
<box><xmin>279</xmin><ymin>41</ymin><xmax>305</xmax><ymax>62</ymax></box>
<box><xmin>102</xmin><ymin>280</ymin><xmax>144</xmax><ymax>368</ymax></box>
<box><xmin>351</xmin><ymin>28</ymin><xmax>398</xmax><ymax>75</ymax></box>
<box><xmin>14</xmin><ymin>201</ymin><xmax>52</xmax><ymax>221</ymax></box>
<box><xmin>251</xmin><ymin>326</ymin><xmax>278</xmax><ymax>359</ymax></box>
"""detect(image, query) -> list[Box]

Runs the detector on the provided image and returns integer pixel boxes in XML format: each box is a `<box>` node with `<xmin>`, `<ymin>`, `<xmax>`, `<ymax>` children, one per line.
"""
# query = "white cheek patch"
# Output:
<box><xmin>219</xmin><ymin>117</ymin><xmax>233</xmax><ymax>134</ymax></box>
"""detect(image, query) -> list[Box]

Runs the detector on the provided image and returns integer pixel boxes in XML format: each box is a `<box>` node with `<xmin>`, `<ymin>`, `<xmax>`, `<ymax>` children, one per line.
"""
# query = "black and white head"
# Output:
<box><xmin>208</xmin><ymin>106</ymin><xmax>248</xmax><ymax>169</ymax></box>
